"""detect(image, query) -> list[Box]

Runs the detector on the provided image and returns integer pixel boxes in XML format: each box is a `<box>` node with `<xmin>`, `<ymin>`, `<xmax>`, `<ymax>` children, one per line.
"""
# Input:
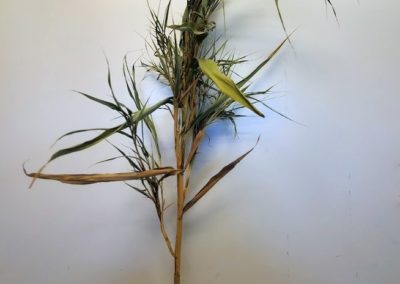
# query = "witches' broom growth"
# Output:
<box><xmin>25</xmin><ymin>1</ymin><xmax>336</xmax><ymax>283</ymax></box>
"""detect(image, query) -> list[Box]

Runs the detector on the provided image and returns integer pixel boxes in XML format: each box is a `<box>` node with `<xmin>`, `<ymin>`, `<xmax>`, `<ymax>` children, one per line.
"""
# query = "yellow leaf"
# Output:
<box><xmin>198</xmin><ymin>59</ymin><xmax>264</xmax><ymax>117</ymax></box>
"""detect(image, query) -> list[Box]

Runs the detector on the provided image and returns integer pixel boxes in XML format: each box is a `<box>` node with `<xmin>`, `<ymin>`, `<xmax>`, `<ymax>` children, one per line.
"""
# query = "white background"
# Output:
<box><xmin>1</xmin><ymin>0</ymin><xmax>400</xmax><ymax>283</ymax></box>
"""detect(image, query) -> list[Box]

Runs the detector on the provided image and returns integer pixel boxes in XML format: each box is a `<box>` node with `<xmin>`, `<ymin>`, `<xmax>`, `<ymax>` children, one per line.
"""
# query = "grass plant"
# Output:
<box><xmin>25</xmin><ymin>1</ymin><xmax>336</xmax><ymax>283</ymax></box>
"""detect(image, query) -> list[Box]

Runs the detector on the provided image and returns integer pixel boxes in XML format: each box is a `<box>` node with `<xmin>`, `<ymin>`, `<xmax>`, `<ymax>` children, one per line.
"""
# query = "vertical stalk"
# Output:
<box><xmin>174</xmin><ymin>3</ymin><xmax>200</xmax><ymax>282</ymax></box>
<box><xmin>174</xmin><ymin>107</ymin><xmax>185</xmax><ymax>284</ymax></box>
<box><xmin>174</xmin><ymin>172</ymin><xmax>184</xmax><ymax>284</ymax></box>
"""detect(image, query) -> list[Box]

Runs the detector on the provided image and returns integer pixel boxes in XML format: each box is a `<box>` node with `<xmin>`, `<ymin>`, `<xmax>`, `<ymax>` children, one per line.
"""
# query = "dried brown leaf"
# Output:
<box><xmin>183</xmin><ymin>138</ymin><xmax>259</xmax><ymax>213</ymax></box>
<box><xmin>24</xmin><ymin>167</ymin><xmax>178</xmax><ymax>186</ymax></box>
<box><xmin>185</xmin><ymin>130</ymin><xmax>205</xmax><ymax>169</ymax></box>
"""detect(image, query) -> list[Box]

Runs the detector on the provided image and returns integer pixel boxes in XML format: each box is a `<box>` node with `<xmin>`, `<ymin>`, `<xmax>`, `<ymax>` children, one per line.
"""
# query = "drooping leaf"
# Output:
<box><xmin>74</xmin><ymin>91</ymin><xmax>120</xmax><ymax>111</ymax></box>
<box><xmin>183</xmin><ymin>137</ymin><xmax>259</xmax><ymax>213</ymax></box>
<box><xmin>47</xmin><ymin>96</ymin><xmax>172</xmax><ymax>163</ymax></box>
<box><xmin>51</xmin><ymin>128</ymin><xmax>112</xmax><ymax>148</ymax></box>
<box><xmin>24</xmin><ymin>167</ymin><xmax>178</xmax><ymax>185</ymax></box>
<box><xmin>50</xmin><ymin>125</ymin><xmax>125</xmax><ymax>163</ymax></box>
<box><xmin>198</xmin><ymin>58</ymin><xmax>264</xmax><ymax>117</ymax></box>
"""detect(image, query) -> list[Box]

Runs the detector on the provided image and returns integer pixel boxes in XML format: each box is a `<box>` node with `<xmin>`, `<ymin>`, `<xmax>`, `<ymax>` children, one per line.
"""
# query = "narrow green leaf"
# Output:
<box><xmin>92</xmin><ymin>156</ymin><xmax>125</xmax><ymax>167</ymax></box>
<box><xmin>275</xmin><ymin>0</ymin><xmax>337</xmax><ymax>31</ymax></box>
<box><xmin>51</xmin><ymin>128</ymin><xmax>109</xmax><ymax>148</ymax></box>
<box><xmin>123</xmin><ymin>58</ymin><xmax>161</xmax><ymax>159</ymax></box>
<box><xmin>163</xmin><ymin>0</ymin><xmax>172</xmax><ymax>31</ymax></box>
<box><xmin>50</xmin><ymin>128</ymin><xmax>134</xmax><ymax>148</ymax></box>
<box><xmin>198</xmin><ymin>59</ymin><xmax>264</xmax><ymax>117</ymax></box>
<box><xmin>74</xmin><ymin>91</ymin><xmax>120</xmax><ymax>111</ymax></box>
<box><xmin>49</xmin><ymin>125</ymin><xmax>125</xmax><ymax>163</ymax></box>
<box><xmin>237</xmin><ymin>35</ymin><xmax>291</xmax><ymax>89</ymax></box>
<box><xmin>124</xmin><ymin>182</ymin><xmax>150</xmax><ymax>198</ymax></box>
<box><xmin>48</xmin><ymin>96</ymin><xmax>172</xmax><ymax>163</ymax></box>
<box><xmin>107</xmin><ymin>141</ymin><xmax>141</xmax><ymax>172</ymax></box>
<box><xmin>274</xmin><ymin>0</ymin><xmax>287</xmax><ymax>34</ymax></box>
<box><xmin>104</xmin><ymin>56</ymin><xmax>130</xmax><ymax>116</ymax></box>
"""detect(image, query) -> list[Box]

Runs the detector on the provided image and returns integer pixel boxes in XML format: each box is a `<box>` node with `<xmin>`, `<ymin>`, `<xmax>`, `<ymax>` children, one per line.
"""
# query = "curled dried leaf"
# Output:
<box><xmin>24</xmin><ymin>167</ymin><xmax>179</xmax><ymax>186</ymax></box>
<box><xmin>183</xmin><ymin>137</ymin><xmax>260</xmax><ymax>213</ymax></box>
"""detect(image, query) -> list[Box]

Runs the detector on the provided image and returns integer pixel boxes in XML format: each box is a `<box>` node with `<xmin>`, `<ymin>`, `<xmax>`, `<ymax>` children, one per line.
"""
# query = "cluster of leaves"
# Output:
<box><xmin>27</xmin><ymin>57</ymin><xmax>175</xmax><ymax>214</ymax></box>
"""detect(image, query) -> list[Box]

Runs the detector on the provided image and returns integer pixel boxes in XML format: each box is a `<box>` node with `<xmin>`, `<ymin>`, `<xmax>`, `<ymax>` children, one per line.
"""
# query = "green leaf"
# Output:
<box><xmin>237</xmin><ymin>35</ymin><xmax>291</xmax><ymax>89</ymax></box>
<box><xmin>274</xmin><ymin>0</ymin><xmax>288</xmax><ymax>34</ymax></box>
<box><xmin>48</xmin><ymin>96</ymin><xmax>173</xmax><ymax>163</ymax></box>
<box><xmin>51</xmin><ymin>128</ymin><xmax>109</xmax><ymax>148</ymax></box>
<box><xmin>104</xmin><ymin>56</ymin><xmax>130</xmax><ymax>117</ymax></box>
<box><xmin>49</xmin><ymin>125</ymin><xmax>125</xmax><ymax>162</ymax></box>
<box><xmin>123</xmin><ymin>58</ymin><xmax>161</xmax><ymax>159</ymax></box>
<box><xmin>107</xmin><ymin>141</ymin><xmax>141</xmax><ymax>172</ymax></box>
<box><xmin>51</xmin><ymin>128</ymin><xmax>134</xmax><ymax>148</ymax></box>
<box><xmin>275</xmin><ymin>0</ymin><xmax>337</xmax><ymax>32</ymax></box>
<box><xmin>198</xmin><ymin>59</ymin><xmax>264</xmax><ymax>117</ymax></box>
<box><xmin>74</xmin><ymin>91</ymin><xmax>120</xmax><ymax>111</ymax></box>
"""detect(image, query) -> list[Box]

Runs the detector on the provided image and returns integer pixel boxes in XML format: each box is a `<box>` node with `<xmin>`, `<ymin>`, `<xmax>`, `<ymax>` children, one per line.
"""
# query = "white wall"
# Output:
<box><xmin>1</xmin><ymin>0</ymin><xmax>400</xmax><ymax>283</ymax></box>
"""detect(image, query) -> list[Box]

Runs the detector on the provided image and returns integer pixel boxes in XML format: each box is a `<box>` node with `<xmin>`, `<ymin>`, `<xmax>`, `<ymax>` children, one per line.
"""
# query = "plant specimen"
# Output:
<box><xmin>25</xmin><ymin>1</ymin><xmax>336</xmax><ymax>283</ymax></box>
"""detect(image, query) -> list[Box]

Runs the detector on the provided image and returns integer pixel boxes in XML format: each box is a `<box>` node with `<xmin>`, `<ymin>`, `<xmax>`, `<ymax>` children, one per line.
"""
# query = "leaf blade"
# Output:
<box><xmin>49</xmin><ymin>124</ymin><xmax>125</xmax><ymax>163</ymax></box>
<box><xmin>198</xmin><ymin>58</ymin><xmax>264</xmax><ymax>117</ymax></box>
<box><xmin>24</xmin><ymin>167</ymin><xmax>178</xmax><ymax>185</ymax></box>
<box><xmin>183</xmin><ymin>138</ymin><xmax>259</xmax><ymax>213</ymax></box>
<box><xmin>74</xmin><ymin>91</ymin><xmax>120</xmax><ymax>111</ymax></box>
<box><xmin>48</xmin><ymin>96</ymin><xmax>172</xmax><ymax>163</ymax></box>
